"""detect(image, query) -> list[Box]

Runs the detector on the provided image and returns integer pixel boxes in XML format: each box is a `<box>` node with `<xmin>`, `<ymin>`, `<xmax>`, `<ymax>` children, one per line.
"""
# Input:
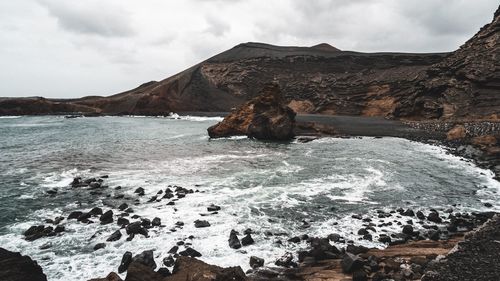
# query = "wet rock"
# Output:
<box><xmin>89</xmin><ymin>182</ymin><xmax>101</xmax><ymax>189</ymax></box>
<box><xmin>126</xmin><ymin>221</ymin><xmax>148</xmax><ymax>237</ymax></box>
<box><xmin>89</xmin><ymin>207</ymin><xmax>103</xmax><ymax>216</ymax></box>
<box><xmin>346</xmin><ymin>245</ymin><xmax>369</xmax><ymax>255</ymax></box>
<box><xmin>107</xmin><ymin>230</ymin><xmax>122</xmax><ymax>242</ymax></box>
<box><xmin>307</xmin><ymin>238</ymin><xmax>341</xmax><ymax>260</ymax></box>
<box><xmin>378</xmin><ymin>234</ymin><xmax>391</xmax><ymax>243</ymax></box>
<box><xmin>100</xmin><ymin>210</ymin><xmax>113</xmax><ymax>225</ymax></box>
<box><xmin>249</xmin><ymin>256</ymin><xmax>264</xmax><ymax>269</ymax></box>
<box><xmin>157</xmin><ymin>267</ymin><xmax>171</xmax><ymax>277</ymax></box>
<box><xmin>402</xmin><ymin>225</ymin><xmax>414</xmax><ymax>235</ymax></box>
<box><xmin>179</xmin><ymin>247</ymin><xmax>202</xmax><ymax>258</ymax></box>
<box><xmin>288</xmin><ymin>236</ymin><xmax>301</xmax><ymax>243</ymax></box>
<box><xmin>124</xmin><ymin>261</ymin><xmax>162</xmax><ymax>281</ymax></box>
<box><xmin>117</xmin><ymin>217</ymin><xmax>130</xmax><ymax>227</ymax></box>
<box><xmin>402</xmin><ymin>209</ymin><xmax>415</xmax><ymax>217</ymax></box>
<box><xmin>141</xmin><ymin>218</ymin><xmax>151</xmax><ymax>228</ymax></box>
<box><xmin>194</xmin><ymin>220</ymin><xmax>210</xmax><ymax>228</ymax></box>
<box><xmin>327</xmin><ymin>233</ymin><xmax>342</xmax><ymax>242</ymax></box>
<box><xmin>416</xmin><ymin>211</ymin><xmax>426</xmax><ymax>220</ymax></box>
<box><xmin>133</xmin><ymin>250</ymin><xmax>157</xmax><ymax>270</ymax></box>
<box><xmin>147</xmin><ymin>196</ymin><xmax>158</xmax><ymax>203</ymax></box>
<box><xmin>118</xmin><ymin>203</ymin><xmax>128</xmax><ymax>211</ymax></box>
<box><xmin>207</xmin><ymin>204</ymin><xmax>221</xmax><ymax>212</ymax></box>
<box><xmin>228</xmin><ymin>230</ymin><xmax>242</xmax><ymax>249</ymax></box>
<box><xmin>152</xmin><ymin>217</ymin><xmax>161</xmax><ymax>227</ymax></box>
<box><xmin>134</xmin><ymin>187</ymin><xmax>145</xmax><ymax>196</ymax></box>
<box><xmin>54</xmin><ymin>225</ymin><xmax>65</xmax><ymax>233</ymax></box>
<box><xmin>0</xmin><ymin>247</ymin><xmax>47</xmax><ymax>281</ymax></box>
<box><xmin>241</xmin><ymin>234</ymin><xmax>254</xmax><ymax>246</ymax></box>
<box><xmin>168</xmin><ymin>246</ymin><xmax>179</xmax><ymax>254</ymax></box>
<box><xmin>163</xmin><ymin>255</ymin><xmax>175</xmax><ymax>267</ymax></box>
<box><xmin>94</xmin><ymin>243</ymin><xmax>106</xmax><ymax>251</ymax></box>
<box><xmin>275</xmin><ymin>252</ymin><xmax>296</xmax><ymax>267</ymax></box>
<box><xmin>427</xmin><ymin>211</ymin><xmax>442</xmax><ymax>223</ymax></box>
<box><xmin>357</xmin><ymin>228</ymin><xmax>369</xmax><ymax>235</ymax></box>
<box><xmin>77</xmin><ymin>212</ymin><xmax>91</xmax><ymax>222</ymax></box>
<box><xmin>341</xmin><ymin>253</ymin><xmax>364</xmax><ymax>273</ymax></box>
<box><xmin>68</xmin><ymin>211</ymin><xmax>83</xmax><ymax>220</ymax></box>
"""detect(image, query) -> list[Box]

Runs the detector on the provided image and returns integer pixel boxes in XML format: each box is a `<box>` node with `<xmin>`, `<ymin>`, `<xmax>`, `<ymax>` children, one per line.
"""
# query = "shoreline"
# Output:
<box><xmin>0</xmin><ymin>114</ymin><xmax>498</xmax><ymax>280</ymax></box>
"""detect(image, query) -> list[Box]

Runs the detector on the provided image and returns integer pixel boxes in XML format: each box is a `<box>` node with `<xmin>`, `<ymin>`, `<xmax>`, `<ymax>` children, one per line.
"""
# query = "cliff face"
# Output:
<box><xmin>1</xmin><ymin>6</ymin><xmax>499</xmax><ymax>119</ymax></box>
<box><xmin>395</xmin><ymin>5</ymin><xmax>500</xmax><ymax>120</ymax></box>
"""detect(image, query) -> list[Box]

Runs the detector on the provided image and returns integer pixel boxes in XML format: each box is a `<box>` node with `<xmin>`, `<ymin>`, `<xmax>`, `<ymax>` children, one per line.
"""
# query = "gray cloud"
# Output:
<box><xmin>0</xmin><ymin>0</ymin><xmax>498</xmax><ymax>98</ymax></box>
<box><xmin>205</xmin><ymin>15</ymin><xmax>231</xmax><ymax>37</ymax></box>
<box><xmin>38</xmin><ymin>0</ymin><xmax>134</xmax><ymax>37</ymax></box>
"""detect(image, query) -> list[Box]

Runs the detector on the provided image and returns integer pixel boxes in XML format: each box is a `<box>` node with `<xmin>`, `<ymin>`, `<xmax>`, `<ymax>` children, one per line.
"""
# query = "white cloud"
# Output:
<box><xmin>0</xmin><ymin>0</ymin><xmax>497</xmax><ymax>98</ymax></box>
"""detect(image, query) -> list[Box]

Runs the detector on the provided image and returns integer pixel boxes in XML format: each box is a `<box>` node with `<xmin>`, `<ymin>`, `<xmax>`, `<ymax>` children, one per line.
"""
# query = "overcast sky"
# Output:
<box><xmin>0</xmin><ymin>0</ymin><xmax>498</xmax><ymax>98</ymax></box>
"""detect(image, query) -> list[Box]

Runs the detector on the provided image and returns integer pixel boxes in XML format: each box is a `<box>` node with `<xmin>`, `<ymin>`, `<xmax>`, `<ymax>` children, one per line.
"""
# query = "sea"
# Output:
<box><xmin>0</xmin><ymin>115</ymin><xmax>498</xmax><ymax>280</ymax></box>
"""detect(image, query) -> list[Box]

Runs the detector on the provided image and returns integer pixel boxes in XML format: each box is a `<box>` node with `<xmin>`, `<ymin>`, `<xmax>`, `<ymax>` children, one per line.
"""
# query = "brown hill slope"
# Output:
<box><xmin>1</xmin><ymin>6</ymin><xmax>498</xmax><ymax>119</ymax></box>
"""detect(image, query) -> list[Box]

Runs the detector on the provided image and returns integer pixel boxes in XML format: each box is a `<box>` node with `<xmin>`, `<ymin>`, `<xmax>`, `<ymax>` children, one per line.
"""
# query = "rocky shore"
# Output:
<box><xmin>1</xmin><ymin>170</ymin><xmax>498</xmax><ymax>281</ymax></box>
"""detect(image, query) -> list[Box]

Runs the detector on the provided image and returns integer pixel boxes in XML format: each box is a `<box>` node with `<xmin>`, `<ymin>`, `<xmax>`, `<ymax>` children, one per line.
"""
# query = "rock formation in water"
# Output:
<box><xmin>0</xmin><ymin>6</ymin><xmax>498</xmax><ymax>120</ymax></box>
<box><xmin>0</xmin><ymin>248</ymin><xmax>47</xmax><ymax>281</ymax></box>
<box><xmin>207</xmin><ymin>83</ymin><xmax>296</xmax><ymax>140</ymax></box>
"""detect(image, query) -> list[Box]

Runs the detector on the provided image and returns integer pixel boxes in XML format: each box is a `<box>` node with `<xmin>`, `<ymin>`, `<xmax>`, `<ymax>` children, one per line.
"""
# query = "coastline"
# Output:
<box><xmin>0</xmin><ymin>114</ymin><xmax>499</xmax><ymax>281</ymax></box>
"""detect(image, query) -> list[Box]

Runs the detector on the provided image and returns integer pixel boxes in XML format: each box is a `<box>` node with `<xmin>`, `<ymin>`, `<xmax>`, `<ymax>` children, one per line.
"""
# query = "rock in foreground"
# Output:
<box><xmin>207</xmin><ymin>83</ymin><xmax>296</xmax><ymax>140</ymax></box>
<box><xmin>0</xmin><ymin>248</ymin><xmax>47</xmax><ymax>281</ymax></box>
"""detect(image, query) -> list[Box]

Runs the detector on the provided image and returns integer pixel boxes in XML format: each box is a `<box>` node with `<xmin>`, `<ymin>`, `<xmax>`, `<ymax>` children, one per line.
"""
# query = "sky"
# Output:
<box><xmin>0</xmin><ymin>0</ymin><xmax>498</xmax><ymax>98</ymax></box>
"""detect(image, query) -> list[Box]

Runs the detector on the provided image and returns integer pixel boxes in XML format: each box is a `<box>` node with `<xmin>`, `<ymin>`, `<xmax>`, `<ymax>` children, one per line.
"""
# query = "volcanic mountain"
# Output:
<box><xmin>1</xmin><ymin>6</ymin><xmax>498</xmax><ymax>120</ymax></box>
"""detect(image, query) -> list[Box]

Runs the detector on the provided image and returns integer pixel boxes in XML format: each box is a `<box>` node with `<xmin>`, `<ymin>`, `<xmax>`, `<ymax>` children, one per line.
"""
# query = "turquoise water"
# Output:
<box><xmin>0</xmin><ymin>116</ymin><xmax>498</xmax><ymax>280</ymax></box>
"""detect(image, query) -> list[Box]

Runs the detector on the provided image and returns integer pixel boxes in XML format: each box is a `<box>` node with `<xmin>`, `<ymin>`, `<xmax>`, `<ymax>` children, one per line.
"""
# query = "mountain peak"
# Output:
<box><xmin>310</xmin><ymin>43</ymin><xmax>340</xmax><ymax>52</ymax></box>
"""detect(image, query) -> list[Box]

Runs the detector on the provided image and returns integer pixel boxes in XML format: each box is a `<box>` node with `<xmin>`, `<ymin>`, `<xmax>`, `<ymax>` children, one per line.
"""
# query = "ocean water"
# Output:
<box><xmin>0</xmin><ymin>115</ymin><xmax>498</xmax><ymax>280</ymax></box>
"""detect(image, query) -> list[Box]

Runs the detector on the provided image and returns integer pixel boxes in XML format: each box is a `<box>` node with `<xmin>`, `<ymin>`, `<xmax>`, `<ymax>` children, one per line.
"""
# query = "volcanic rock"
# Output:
<box><xmin>208</xmin><ymin>83</ymin><xmax>296</xmax><ymax>140</ymax></box>
<box><xmin>0</xmin><ymin>248</ymin><xmax>47</xmax><ymax>281</ymax></box>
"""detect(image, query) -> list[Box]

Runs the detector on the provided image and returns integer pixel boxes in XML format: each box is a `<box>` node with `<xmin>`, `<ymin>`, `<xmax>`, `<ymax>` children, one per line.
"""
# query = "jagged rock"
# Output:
<box><xmin>133</xmin><ymin>250</ymin><xmax>157</xmax><ymax>270</ymax></box>
<box><xmin>241</xmin><ymin>234</ymin><xmax>254</xmax><ymax>246</ymax></box>
<box><xmin>194</xmin><ymin>220</ymin><xmax>210</xmax><ymax>228</ymax></box>
<box><xmin>208</xmin><ymin>83</ymin><xmax>296</xmax><ymax>140</ymax></box>
<box><xmin>341</xmin><ymin>253</ymin><xmax>364</xmax><ymax>273</ymax></box>
<box><xmin>0</xmin><ymin>248</ymin><xmax>47</xmax><ymax>281</ymax></box>
<box><xmin>228</xmin><ymin>230</ymin><xmax>242</xmax><ymax>249</ymax></box>
<box><xmin>170</xmin><ymin>256</ymin><xmax>246</xmax><ymax>281</ymax></box>
<box><xmin>275</xmin><ymin>252</ymin><xmax>296</xmax><ymax>267</ymax></box>
<box><xmin>249</xmin><ymin>256</ymin><xmax>264</xmax><ymax>269</ymax></box>
<box><xmin>152</xmin><ymin>217</ymin><xmax>161</xmax><ymax>227</ymax></box>
<box><xmin>100</xmin><ymin>210</ymin><xmax>114</xmax><ymax>225</ymax></box>
<box><xmin>94</xmin><ymin>243</ymin><xmax>106</xmax><ymax>251</ymax></box>
<box><xmin>107</xmin><ymin>230</ymin><xmax>122</xmax><ymax>242</ymax></box>
<box><xmin>163</xmin><ymin>255</ymin><xmax>175</xmax><ymax>267</ymax></box>
<box><xmin>179</xmin><ymin>248</ymin><xmax>202</xmax><ymax>258</ymax></box>
<box><xmin>124</xmin><ymin>261</ymin><xmax>163</xmax><ymax>281</ymax></box>
<box><xmin>118</xmin><ymin>252</ymin><xmax>133</xmax><ymax>273</ymax></box>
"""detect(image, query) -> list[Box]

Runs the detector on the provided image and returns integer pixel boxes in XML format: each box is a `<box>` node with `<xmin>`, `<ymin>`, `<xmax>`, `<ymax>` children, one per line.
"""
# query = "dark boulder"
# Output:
<box><xmin>275</xmin><ymin>252</ymin><xmax>296</xmax><ymax>268</ymax></box>
<box><xmin>107</xmin><ymin>230</ymin><xmax>122</xmax><ymax>242</ymax></box>
<box><xmin>341</xmin><ymin>253</ymin><xmax>364</xmax><ymax>273</ymax></box>
<box><xmin>152</xmin><ymin>217</ymin><xmax>161</xmax><ymax>227</ymax></box>
<box><xmin>133</xmin><ymin>250</ymin><xmax>157</xmax><ymax>270</ymax></box>
<box><xmin>163</xmin><ymin>255</ymin><xmax>175</xmax><ymax>267</ymax></box>
<box><xmin>179</xmin><ymin>248</ymin><xmax>202</xmax><ymax>258</ymax></box>
<box><xmin>68</xmin><ymin>211</ymin><xmax>83</xmax><ymax>220</ymax></box>
<box><xmin>118</xmin><ymin>251</ymin><xmax>133</xmax><ymax>273</ymax></box>
<box><xmin>194</xmin><ymin>220</ymin><xmax>210</xmax><ymax>228</ymax></box>
<box><xmin>241</xmin><ymin>234</ymin><xmax>254</xmax><ymax>246</ymax></box>
<box><xmin>100</xmin><ymin>210</ymin><xmax>114</xmax><ymax>225</ymax></box>
<box><xmin>208</xmin><ymin>83</ymin><xmax>296</xmax><ymax>141</ymax></box>
<box><xmin>249</xmin><ymin>256</ymin><xmax>264</xmax><ymax>269</ymax></box>
<box><xmin>427</xmin><ymin>211</ymin><xmax>442</xmax><ymax>223</ymax></box>
<box><xmin>228</xmin><ymin>230</ymin><xmax>241</xmax><ymax>249</ymax></box>
<box><xmin>94</xmin><ymin>243</ymin><xmax>106</xmax><ymax>251</ymax></box>
<box><xmin>0</xmin><ymin>248</ymin><xmax>47</xmax><ymax>281</ymax></box>
<box><xmin>207</xmin><ymin>204</ymin><xmax>221</xmax><ymax>212</ymax></box>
